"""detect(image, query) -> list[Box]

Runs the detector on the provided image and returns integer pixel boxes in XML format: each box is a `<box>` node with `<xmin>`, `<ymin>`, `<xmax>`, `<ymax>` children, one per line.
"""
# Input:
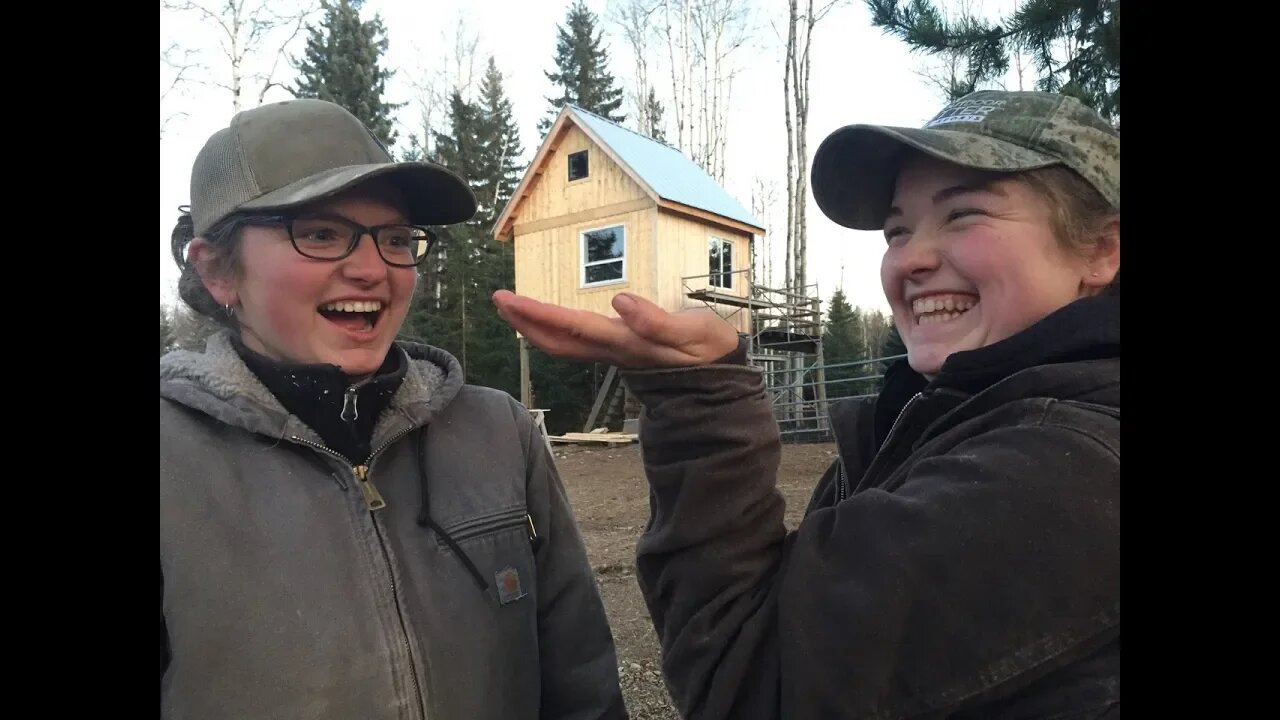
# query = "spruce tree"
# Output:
<box><xmin>402</xmin><ymin>91</ymin><xmax>482</xmax><ymax>360</ymax></box>
<box><xmin>643</xmin><ymin>87</ymin><xmax>667</xmax><ymax>142</ymax></box>
<box><xmin>402</xmin><ymin>75</ymin><xmax>526</xmax><ymax>400</ymax></box>
<box><xmin>540</xmin><ymin>0</ymin><xmax>626</xmax><ymax>132</ymax></box>
<box><xmin>822</xmin><ymin>289</ymin><xmax>870</xmax><ymax>398</ymax></box>
<box><xmin>475</xmin><ymin>57</ymin><xmax>525</xmax><ymax>226</ymax></box>
<box><xmin>294</xmin><ymin>0</ymin><xmax>403</xmax><ymax>147</ymax></box>
<box><xmin>866</xmin><ymin>0</ymin><xmax>1119</xmax><ymax>123</ymax></box>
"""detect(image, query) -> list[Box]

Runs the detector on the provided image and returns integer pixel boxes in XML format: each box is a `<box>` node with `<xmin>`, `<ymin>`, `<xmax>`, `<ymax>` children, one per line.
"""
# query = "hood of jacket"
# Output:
<box><xmin>831</xmin><ymin>294</ymin><xmax>1120</xmax><ymax>474</ymax></box>
<box><xmin>159</xmin><ymin>331</ymin><xmax>466</xmax><ymax>449</ymax></box>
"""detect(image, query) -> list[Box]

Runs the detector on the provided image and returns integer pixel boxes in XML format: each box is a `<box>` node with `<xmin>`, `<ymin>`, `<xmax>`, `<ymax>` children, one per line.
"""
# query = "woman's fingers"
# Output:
<box><xmin>494</xmin><ymin>290</ymin><xmax>631</xmax><ymax>363</ymax></box>
<box><xmin>493</xmin><ymin>289</ymin><xmax>736</xmax><ymax>368</ymax></box>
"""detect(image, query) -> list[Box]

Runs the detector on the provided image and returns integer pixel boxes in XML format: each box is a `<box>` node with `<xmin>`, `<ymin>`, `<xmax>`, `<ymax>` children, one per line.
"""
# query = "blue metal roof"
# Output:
<box><xmin>567</xmin><ymin>105</ymin><xmax>763</xmax><ymax>231</ymax></box>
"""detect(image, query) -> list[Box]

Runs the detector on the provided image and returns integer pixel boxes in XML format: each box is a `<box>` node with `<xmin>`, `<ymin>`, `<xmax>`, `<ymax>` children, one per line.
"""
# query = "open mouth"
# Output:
<box><xmin>318</xmin><ymin>300</ymin><xmax>385</xmax><ymax>333</ymax></box>
<box><xmin>912</xmin><ymin>294</ymin><xmax>978</xmax><ymax>326</ymax></box>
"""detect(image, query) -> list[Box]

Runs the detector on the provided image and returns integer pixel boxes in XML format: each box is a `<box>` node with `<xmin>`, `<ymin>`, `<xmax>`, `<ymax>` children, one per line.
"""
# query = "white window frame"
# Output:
<box><xmin>580</xmin><ymin>223</ymin><xmax>626</xmax><ymax>288</ymax></box>
<box><xmin>708</xmin><ymin>235</ymin><xmax>734</xmax><ymax>290</ymax></box>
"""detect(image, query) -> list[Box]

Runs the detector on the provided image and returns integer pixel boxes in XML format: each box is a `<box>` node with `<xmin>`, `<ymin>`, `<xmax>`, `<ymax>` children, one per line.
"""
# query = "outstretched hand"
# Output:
<box><xmin>491</xmin><ymin>290</ymin><xmax>740</xmax><ymax>370</ymax></box>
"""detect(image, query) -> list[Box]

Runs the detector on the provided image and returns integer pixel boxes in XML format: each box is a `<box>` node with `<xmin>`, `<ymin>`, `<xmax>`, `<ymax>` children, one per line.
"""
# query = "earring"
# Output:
<box><xmin>224</xmin><ymin>304</ymin><xmax>235</xmax><ymax>318</ymax></box>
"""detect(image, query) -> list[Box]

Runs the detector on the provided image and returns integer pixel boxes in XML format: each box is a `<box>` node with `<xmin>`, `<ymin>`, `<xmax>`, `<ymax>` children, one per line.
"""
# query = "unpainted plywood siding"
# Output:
<box><xmin>655</xmin><ymin>210</ymin><xmax>753</xmax><ymax>334</ymax></box>
<box><xmin>514</xmin><ymin>206</ymin><xmax>657</xmax><ymax>316</ymax></box>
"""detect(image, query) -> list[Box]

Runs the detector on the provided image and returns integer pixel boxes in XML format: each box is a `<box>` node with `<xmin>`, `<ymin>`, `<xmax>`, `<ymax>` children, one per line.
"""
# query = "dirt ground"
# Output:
<box><xmin>551</xmin><ymin>440</ymin><xmax>839</xmax><ymax>719</ymax></box>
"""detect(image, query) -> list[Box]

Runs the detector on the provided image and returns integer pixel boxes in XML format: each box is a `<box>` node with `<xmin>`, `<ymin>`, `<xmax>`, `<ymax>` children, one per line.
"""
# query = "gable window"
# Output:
<box><xmin>582</xmin><ymin>224</ymin><xmax>625</xmax><ymax>286</ymax></box>
<box><xmin>709</xmin><ymin>236</ymin><xmax>734</xmax><ymax>289</ymax></box>
<box><xmin>568</xmin><ymin>150</ymin><xmax>589</xmax><ymax>181</ymax></box>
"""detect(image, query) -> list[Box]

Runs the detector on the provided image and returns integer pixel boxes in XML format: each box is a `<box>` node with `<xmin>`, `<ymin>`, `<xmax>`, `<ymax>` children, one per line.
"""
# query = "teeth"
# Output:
<box><xmin>912</xmin><ymin>294</ymin><xmax>977</xmax><ymax>324</ymax></box>
<box><xmin>321</xmin><ymin>300</ymin><xmax>383</xmax><ymax>313</ymax></box>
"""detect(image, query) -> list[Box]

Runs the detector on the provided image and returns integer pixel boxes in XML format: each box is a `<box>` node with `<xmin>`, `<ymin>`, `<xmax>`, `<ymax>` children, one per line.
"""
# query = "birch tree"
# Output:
<box><xmin>782</xmin><ymin>0</ymin><xmax>842</xmax><ymax>293</ymax></box>
<box><xmin>612</xmin><ymin>0</ymin><xmax>661</xmax><ymax>136</ymax></box>
<box><xmin>750</xmin><ymin>176</ymin><xmax>779</xmax><ymax>287</ymax></box>
<box><xmin>656</xmin><ymin>0</ymin><xmax>751</xmax><ymax>182</ymax></box>
<box><xmin>160</xmin><ymin>0</ymin><xmax>315</xmax><ymax>114</ymax></box>
<box><xmin>400</xmin><ymin>13</ymin><xmax>479</xmax><ymax>163</ymax></box>
<box><xmin>160</xmin><ymin>43</ymin><xmax>202</xmax><ymax>137</ymax></box>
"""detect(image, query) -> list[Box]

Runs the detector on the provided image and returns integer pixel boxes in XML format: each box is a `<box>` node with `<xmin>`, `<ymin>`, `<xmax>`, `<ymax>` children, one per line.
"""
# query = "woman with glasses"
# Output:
<box><xmin>160</xmin><ymin>99</ymin><xmax>625</xmax><ymax>720</ymax></box>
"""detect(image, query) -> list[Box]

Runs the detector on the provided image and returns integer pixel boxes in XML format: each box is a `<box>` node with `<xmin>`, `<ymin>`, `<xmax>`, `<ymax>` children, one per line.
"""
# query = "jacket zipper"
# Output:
<box><xmin>369</xmin><ymin>508</ymin><xmax>426</xmax><ymax>718</ymax></box>
<box><xmin>341</xmin><ymin>376</ymin><xmax>373</xmax><ymax>421</ymax></box>
<box><xmin>291</xmin><ymin>426</ymin><xmax>416</xmax><ymax>512</ymax></box>
<box><xmin>287</xmin><ymin>430</ymin><xmax>426</xmax><ymax>716</ymax></box>
<box><xmin>838</xmin><ymin>392</ymin><xmax>923</xmax><ymax>502</ymax></box>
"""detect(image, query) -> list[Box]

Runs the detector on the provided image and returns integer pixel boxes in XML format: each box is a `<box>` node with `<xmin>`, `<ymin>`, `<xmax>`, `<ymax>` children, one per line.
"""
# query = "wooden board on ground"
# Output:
<box><xmin>549</xmin><ymin>432</ymin><xmax>638</xmax><ymax>445</ymax></box>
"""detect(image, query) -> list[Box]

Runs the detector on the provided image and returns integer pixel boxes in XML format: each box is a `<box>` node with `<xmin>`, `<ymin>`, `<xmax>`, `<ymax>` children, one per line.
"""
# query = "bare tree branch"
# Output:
<box><xmin>910</xmin><ymin>0</ymin><xmax>986</xmax><ymax>102</ymax></box>
<box><xmin>612</xmin><ymin>0</ymin><xmax>662</xmax><ymax>135</ymax></box>
<box><xmin>256</xmin><ymin>8</ymin><xmax>310</xmax><ymax>105</ymax></box>
<box><xmin>654</xmin><ymin>0</ymin><xmax>751</xmax><ymax>180</ymax></box>
<box><xmin>162</xmin><ymin>0</ymin><xmax>316</xmax><ymax>113</ymax></box>
<box><xmin>784</xmin><ymin>0</ymin><xmax>846</xmax><ymax>292</ymax></box>
<box><xmin>447</xmin><ymin>13</ymin><xmax>480</xmax><ymax>97</ymax></box>
<box><xmin>160</xmin><ymin>43</ymin><xmax>204</xmax><ymax>102</ymax></box>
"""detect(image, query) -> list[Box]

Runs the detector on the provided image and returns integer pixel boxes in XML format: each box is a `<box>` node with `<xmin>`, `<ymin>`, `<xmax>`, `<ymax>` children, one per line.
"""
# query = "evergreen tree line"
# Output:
<box><xmin>164</xmin><ymin>0</ymin><xmax>1118</xmax><ymax>430</ymax></box>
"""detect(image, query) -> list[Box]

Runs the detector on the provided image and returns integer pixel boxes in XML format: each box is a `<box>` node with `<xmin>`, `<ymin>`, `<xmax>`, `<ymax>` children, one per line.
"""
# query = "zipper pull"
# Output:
<box><xmin>353</xmin><ymin>465</ymin><xmax>386</xmax><ymax>511</ymax></box>
<box><xmin>341</xmin><ymin>386</ymin><xmax>359</xmax><ymax>422</ymax></box>
<box><xmin>527</xmin><ymin>514</ymin><xmax>544</xmax><ymax>552</ymax></box>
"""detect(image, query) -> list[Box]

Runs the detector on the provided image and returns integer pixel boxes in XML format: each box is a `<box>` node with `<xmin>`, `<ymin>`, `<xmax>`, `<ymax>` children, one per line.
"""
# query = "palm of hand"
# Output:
<box><xmin>491</xmin><ymin>289</ymin><xmax>739</xmax><ymax>369</ymax></box>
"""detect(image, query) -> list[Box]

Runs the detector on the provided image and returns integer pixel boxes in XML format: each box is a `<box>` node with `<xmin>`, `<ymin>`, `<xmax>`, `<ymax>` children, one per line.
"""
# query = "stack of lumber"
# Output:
<box><xmin>548</xmin><ymin>430</ymin><xmax>638</xmax><ymax>445</ymax></box>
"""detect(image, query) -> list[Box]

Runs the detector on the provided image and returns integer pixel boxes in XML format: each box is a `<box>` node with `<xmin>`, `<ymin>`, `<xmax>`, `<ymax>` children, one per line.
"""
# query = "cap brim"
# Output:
<box><xmin>810</xmin><ymin>125</ymin><xmax>1060</xmax><ymax>231</ymax></box>
<box><xmin>239</xmin><ymin>161</ymin><xmax>477</xmax><ymax>226</ymax></box>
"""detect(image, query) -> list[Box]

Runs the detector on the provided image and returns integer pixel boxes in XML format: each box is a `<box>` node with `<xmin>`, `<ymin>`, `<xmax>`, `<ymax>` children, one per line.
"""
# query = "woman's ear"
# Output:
<box><xmin>188</xmin><ymin>238</ymin><xmax>238</xmax><ymax>308</ymax></box>
<box><xmin>1081</xmin><ymin>216</ymin><xmax>1120</xmax><ymax>293</ymax></box>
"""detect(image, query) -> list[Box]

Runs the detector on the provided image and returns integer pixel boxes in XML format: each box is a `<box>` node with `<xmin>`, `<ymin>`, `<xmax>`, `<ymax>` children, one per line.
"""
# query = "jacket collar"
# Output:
<box><xmin>160</xmin><ymin>331</ymin><xmax>465</xmax><ymax>449</ymax></box>
<box><xmin>831</xmin><ymin>294</ymin><xmax>1120</xmax><ymax>471</ymax></box>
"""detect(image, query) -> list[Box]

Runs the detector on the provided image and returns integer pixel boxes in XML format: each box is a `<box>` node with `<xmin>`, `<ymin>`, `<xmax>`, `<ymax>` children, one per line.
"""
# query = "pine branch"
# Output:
<box><xmin>866</xmin><ymin>0</ymin><xmax>1018</xmax><ymax>54</ymax></box>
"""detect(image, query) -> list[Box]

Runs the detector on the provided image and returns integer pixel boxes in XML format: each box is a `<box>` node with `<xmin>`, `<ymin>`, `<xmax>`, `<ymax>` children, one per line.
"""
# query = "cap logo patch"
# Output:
<box><xmin>924</xmin><ymin>97</ymin><xmax>1007</xmax><ymax>128</ymax></box>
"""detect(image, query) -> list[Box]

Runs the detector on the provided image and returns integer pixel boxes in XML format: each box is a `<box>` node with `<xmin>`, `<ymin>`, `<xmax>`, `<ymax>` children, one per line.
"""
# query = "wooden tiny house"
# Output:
<box><xmin>493</xmin><ymin>105</ymin><xmax>765</xmax><ymax>330</ymax></box>
<box><xmin>493</xmin><ymin>105</ymin><xmax>770</xmax><ymax>427</ymax></box>
<box><xmin>494</xmin><ymin>105</ymin><xmax>833</xmax><ymax>435</ymax></box>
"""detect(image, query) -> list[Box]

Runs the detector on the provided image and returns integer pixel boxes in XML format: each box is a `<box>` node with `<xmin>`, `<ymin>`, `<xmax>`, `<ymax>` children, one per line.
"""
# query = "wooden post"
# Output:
<box><xmin>520</xmin><ymin>336</ymin><xmax>531</xmax><ymax>407</ymax></box>
<box><xmin>583</xmin><ymin>365</ymin><xmax>619</xmax><ymax>432</ymax></box>
<box><xmin>812</xmin><ymin>297</ymin><xmax>829</xmax><ymax>435</ymax></box>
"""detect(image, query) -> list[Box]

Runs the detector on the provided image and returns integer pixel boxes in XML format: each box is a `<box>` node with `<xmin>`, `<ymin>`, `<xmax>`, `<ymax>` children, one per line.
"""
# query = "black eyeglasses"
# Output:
<box><xmin>235</xmin><ymin>214</ymin><xmax>437</xmax><ymax>267</ymax></box>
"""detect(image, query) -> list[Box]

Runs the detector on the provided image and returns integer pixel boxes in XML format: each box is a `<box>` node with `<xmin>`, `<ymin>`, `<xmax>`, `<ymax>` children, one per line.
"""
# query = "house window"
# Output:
<box><xmin>709</xmin><ymin>236</ymin><xmax>734</xmax><ymax>289</ymax></box>
<box><xmin>582</xmin><ymin>224</ymin><xmax>625</xmax><ymax>286</ymax></box>
<box><xmin>568</xmin><ymin>150</ymin><xmax>589</xmax><ymax>181</ymax></box>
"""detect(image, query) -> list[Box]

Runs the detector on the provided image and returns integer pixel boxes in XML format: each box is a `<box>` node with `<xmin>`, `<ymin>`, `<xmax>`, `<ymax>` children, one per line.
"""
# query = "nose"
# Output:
<box><xmin>888</xmin><ymin>232</ymin><xmax>942</xmax><ymax>281</ymax></box>
<box><xmin>341</xmin><ymin>232</ymin><xmax>389</xmax><ymax>284</ymax></box>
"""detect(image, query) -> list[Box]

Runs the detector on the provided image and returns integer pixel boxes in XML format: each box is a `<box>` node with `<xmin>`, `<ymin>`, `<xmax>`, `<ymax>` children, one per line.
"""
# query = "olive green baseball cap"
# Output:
<box><xmin>188</xmin><ymin>98</ymin><xmax>476</xmax><ymax>236</ymax></box>
<box><xmin>810</xmin><ymin>90</ymin><xmax>1119</xmax><ymax>231</ymax></box>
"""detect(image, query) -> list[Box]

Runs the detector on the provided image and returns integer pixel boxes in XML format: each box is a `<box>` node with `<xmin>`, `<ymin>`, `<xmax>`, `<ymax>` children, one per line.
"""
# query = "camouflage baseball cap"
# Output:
<box><xmin>810</xmin><ymin>90</ymin><xmax>1119</xmax><ymax>231</ymax></box>
<box><xmin>189</xmin><ymin>98</ymin><xmax>476</xmax><ymax>236</ymax></box>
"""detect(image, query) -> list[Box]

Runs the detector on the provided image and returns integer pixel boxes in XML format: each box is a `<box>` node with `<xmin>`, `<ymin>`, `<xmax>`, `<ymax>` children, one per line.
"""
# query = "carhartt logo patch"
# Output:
<box><xmin>495</xmin><ymin>567</ymin><xmax>526</xmax><ymax>605</ymax></box>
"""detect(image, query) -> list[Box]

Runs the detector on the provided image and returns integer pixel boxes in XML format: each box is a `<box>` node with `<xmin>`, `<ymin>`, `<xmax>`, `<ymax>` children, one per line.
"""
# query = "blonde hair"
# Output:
<box><xmin>1019</xmin><ymin>165</ymin><xmax>1120</xmax><ymax>295</ymax></box>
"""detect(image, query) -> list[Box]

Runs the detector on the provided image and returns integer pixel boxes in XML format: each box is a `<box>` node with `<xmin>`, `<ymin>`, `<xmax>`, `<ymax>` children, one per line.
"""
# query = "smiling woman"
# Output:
<box><xmin>878</xmin><ymin>154</ymin><xmax>1118</xmax><ymax>376</ymax></box>
<box><xmin>160</xmin><ymin>99</ymin><xmax>625</xmax><ymax>720</ymax></box>
<box><xmin>491</xmin><ymin>89</ymin><xmax>1121</xmax><ymax>719</ymax></box>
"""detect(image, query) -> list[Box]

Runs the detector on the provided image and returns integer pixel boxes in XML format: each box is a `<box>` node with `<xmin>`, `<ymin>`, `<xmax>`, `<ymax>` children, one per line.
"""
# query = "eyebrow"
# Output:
<box><xmin>885</xmin><ymin>181</ymin><xmax>1006</xmax><ymax>219</ymax></box>
<box><xmin>294</xmin><ymin>211</ymin><xmax>408</xmax><ymax>226</ymax></box>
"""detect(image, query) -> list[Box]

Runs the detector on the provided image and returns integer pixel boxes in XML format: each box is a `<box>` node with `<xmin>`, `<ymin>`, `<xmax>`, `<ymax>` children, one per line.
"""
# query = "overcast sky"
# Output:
<box><xmin>161</xmin><ymin>0</ymin><xmax>1019</xmax><ymax>316</ymax></box>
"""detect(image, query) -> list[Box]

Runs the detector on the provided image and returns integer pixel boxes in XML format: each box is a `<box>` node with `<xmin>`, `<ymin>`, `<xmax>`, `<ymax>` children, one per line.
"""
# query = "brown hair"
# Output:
<box><xmin>1019</xmin><ymin>165</ymin><xmax>1120</xmax><ymax>295</ymax></box>
<box><xmin>171</xmin><ymin>210</ymin><xmax>245</xmax><ymax>330</ymax></box>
